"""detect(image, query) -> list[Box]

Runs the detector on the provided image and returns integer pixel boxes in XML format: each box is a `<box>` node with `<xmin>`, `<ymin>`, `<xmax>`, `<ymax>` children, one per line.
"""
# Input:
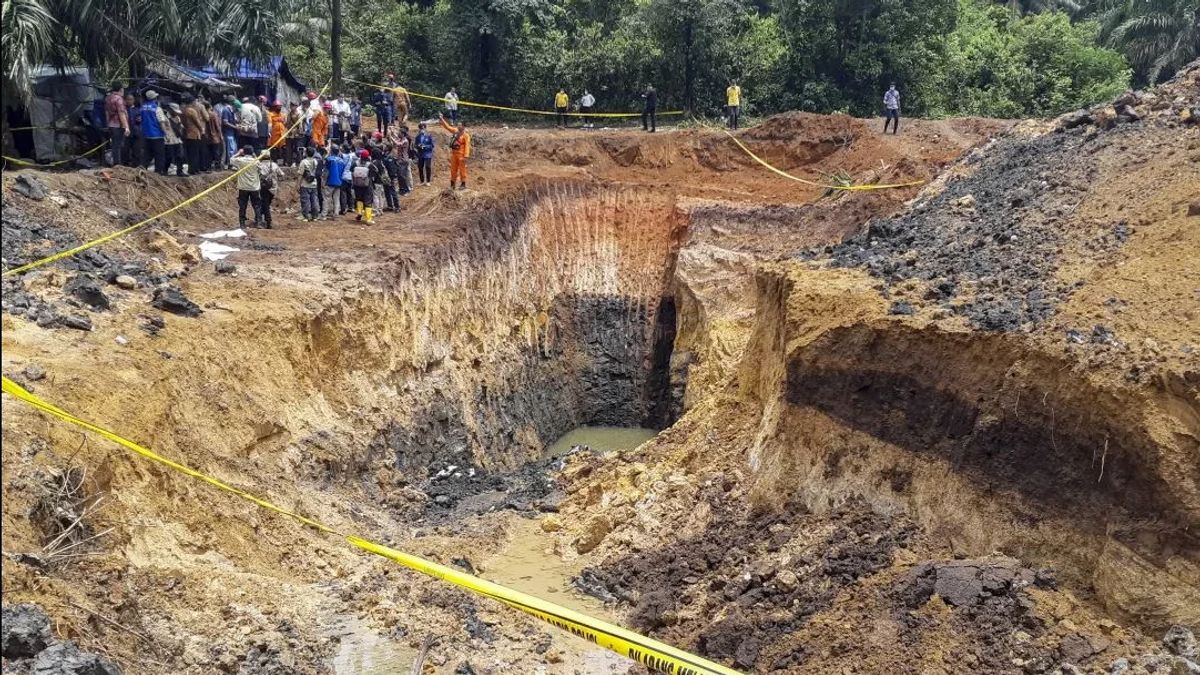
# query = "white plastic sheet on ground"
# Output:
<box><xmin>199</xmin><ymin>229</ymin><xmax>247</xmax><ymax>239</ymax></box>
<box><xmin>199</xmin><ymin>241</ymin><xmax>239</xmax><ymax>261</ymax></box>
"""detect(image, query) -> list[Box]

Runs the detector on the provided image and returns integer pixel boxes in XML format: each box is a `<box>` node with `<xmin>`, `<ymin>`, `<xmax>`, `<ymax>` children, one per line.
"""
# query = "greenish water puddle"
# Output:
<box><xmin>544</xmin><ymin>425</ymin><xmax>657</xmax><ymax>458</ymax></box>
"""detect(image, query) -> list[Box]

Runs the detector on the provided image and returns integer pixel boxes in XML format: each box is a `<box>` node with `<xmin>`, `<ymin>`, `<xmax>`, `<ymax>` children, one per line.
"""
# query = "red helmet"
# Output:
<box><xmin>271</xmin><ymin>100</ymin><xmax>281</xmax><ymax>109</ymax></box>
<box><xmin>322</xmin><ymin>102</ymin><xmax>333</xmax><ymax>110</ymax></box>
<box><xmin>358</xmin><ymin>149</ymin><xmax>370</xmax><ymax>159</ymax></box>
<box><xmin>372</xmin><ymin>131</ymin><xmax>383</xmax><ymax>140</ymax></box>
<box><xmin>306</xmin><ymin>91</ymin><xmax>317</xmax><ymax>100</ymax></box>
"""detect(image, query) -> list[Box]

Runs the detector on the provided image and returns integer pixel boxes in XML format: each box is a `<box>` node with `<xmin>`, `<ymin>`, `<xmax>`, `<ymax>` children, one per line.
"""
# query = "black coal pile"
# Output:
<box><xmin>2</xmin><ymin>206</ymin><xmax>186</xmax><ymax>329</ymax></box>
<box><xmin>810</xmin><ymin>117</ymin><xmax>1180</xmax><ymax>332</ymax></box>
<box><xmin>1</xmin><ymin>603</ymin><xmax>122</xmax><ymax>675</ymax></box>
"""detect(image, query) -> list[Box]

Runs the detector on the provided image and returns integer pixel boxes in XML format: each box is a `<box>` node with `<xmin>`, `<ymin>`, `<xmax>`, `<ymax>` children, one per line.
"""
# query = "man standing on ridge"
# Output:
<box><xmin>373</xmin><ymin>84</ymin><xmax>393</xmax><ymax>137</ymax></box>
<box><xmin>445</xmin><ymin>86</ymin><xmax>459</xmax><ymax>124</ymax></box>
<box><xmin>104</xmin><ymin>82</ymin><xmax>128</xmax><ymax>167</ymax></box>
<box><xmin>386</xmin><ymin>75</ymin><xmax>411</xmax><ymax>125</ymax></box>
<box><xmin>641</xmin><ymin>85</ymin><xmax>657</xmax><ymax>133</ymax></box>
<box><xmin>555</xmin><ymin>88</ymin><xmax>569</xmax><ymax>128</ymax></box>
<box><xmin>579</xmin><ymin>89</ymin><xmax>595</xmax><ymax>128</ymax></box>
<box><xmin>438</xmin><ymin>114</ymin><xmax>470</xmax><ymax>190</ymax></box>
<box><xmin>883</xmin><ymin>83</ymin><xmax>900</xmax><ymax>134</ymax></box>
<box><xmin>726</xmin><ymin>80</ymin><xmax>742</xmax><ymax>130</ymax></box>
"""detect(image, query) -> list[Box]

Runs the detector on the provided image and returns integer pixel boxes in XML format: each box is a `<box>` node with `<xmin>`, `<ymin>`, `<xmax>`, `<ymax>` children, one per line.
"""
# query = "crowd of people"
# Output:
<box><xmin>101</xmin><ymin>80</ymin><xmax>473</xmax><ymax>228</ymax></box>
<box><xmin>96</xmin><ymin>75</ymin><xmax>902</xmax><ymax>228</ymax></box>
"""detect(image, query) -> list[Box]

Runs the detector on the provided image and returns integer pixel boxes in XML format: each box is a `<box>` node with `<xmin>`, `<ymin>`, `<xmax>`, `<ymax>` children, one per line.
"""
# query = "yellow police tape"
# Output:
<box><xmin>2</xmin><ymin>83</ymin><xmax>331</xmax><ymax>278</ymax></box>
<box><xmin>1</xmin><ymin>375</ymin><xmax>741</xmax><ymax>675</ymax></box>
<box><xmin>3</xmin><ymin>140</ymin><xmax>110</xmax><ymax>168</ymax></box>
<box><xmin>710</xmin><ymin>123</ymin><xmax>925</xmax><ymax>191</ymax></box>
<box><xmin>346</xmin><ymin>78</ymin><xmax>685</xmax><ymax>118</ymax></box>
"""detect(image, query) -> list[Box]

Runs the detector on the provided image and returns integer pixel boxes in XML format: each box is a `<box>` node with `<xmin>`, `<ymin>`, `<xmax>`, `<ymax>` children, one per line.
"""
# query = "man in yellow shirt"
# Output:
<box><xmin>555</xmin><ymin>88</ymin><xmax>569</xmax><ymax>128</ymax></box>
<box><xmin>726</xmin><ymin>80</ymin><xmax>742</xmax><ymax>129</ymax></box>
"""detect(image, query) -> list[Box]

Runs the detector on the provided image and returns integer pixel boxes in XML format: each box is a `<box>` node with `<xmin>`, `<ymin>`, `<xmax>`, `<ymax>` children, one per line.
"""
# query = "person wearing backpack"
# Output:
<box><xmin>351</xmin><ymin>149</ymin><xmax>377</xmax><ymax>224</ymax></box>
<box><xmin>257</xmin><ymin>155</ymin><xmax>283</xmax><ymax>228</ymax></box>
<box><xmin>380</xmin><ymin>147</ymin><xmax>401</xmax><ymax>212</ymax></box>
<box><xmin>297</xmin><ymin>147</ymin><xmax>320</xmax><ymax>222</ymax></box>
<box><xmin>339</xmin><ymin>145</ymin><xmax>355</xmax><ymax>216</ymax></box>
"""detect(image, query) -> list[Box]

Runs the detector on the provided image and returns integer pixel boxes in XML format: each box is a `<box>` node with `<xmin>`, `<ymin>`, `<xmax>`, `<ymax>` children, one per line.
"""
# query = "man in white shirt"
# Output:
<box><xmin>237</xmin><ymin>99</ymin><xmax>263</xmax><ymax>152</ymax></box>
<box><xmin>579</xmin><ymin>90</ymin><xmax>596</xmax><ymax>128</ymax></box>
<box><xmin>230</xmin><ymin>145</ymin><xmax>263</xmax><ymax>227</ymax></box>
<box><xmin>332</xmin><ymin>95</ymin><xmax>352</xmax><ymax>143</ymax></box>
<box><xmin>445</xmin><ymin>86</ymin><xmax>459</xmax><ymax>123</ymax></box>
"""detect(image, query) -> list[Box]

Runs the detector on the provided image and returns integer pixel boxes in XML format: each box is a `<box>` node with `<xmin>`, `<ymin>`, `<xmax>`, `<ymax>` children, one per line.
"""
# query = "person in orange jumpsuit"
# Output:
<box><xmin>311</xmin><ymin>103</ymin><xmax>331</xmax><ymax>148</ymax></box>
<box><xmin>438</xmin><ymin>114</ymin><xmax>471</xmax><ymax>190</ymax></box>
<box><xmin>266</xmin><ymin>101</ymin><xmax>287</xmax><ymax>161</ymax></box>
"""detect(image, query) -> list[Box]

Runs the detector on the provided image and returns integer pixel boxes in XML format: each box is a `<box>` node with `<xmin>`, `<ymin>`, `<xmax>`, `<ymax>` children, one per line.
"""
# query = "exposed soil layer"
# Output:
<box><xmin>2</xmin><ymin>85</ymin><xmax>1196</xmax><ymax>675</ymax></box>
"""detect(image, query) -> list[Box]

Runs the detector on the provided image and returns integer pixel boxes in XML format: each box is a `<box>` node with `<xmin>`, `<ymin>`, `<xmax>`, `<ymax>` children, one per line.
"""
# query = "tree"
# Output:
<box><xmin>934</xmin><ymin>0</ymin><xmax>1129</xmax><ymax>116</ymax></box>
<box><xmin>1096</xmin><ymin>0</ymin><xmax>1198</xmax><ymax>83</ymax></box>
<box><xmin>645</xmin><ymin>0</ymin><xmax>753</xmax><ymax>111</ymax></box>
<box><xmin>2</xmin><ymin>0</ymin><xmax>304</xmax><ymax>101</ymax></box>
<box><xmin>776</xmin><ymin>0</ymin><xmax>958</xmax><ymax>115</ymax></box>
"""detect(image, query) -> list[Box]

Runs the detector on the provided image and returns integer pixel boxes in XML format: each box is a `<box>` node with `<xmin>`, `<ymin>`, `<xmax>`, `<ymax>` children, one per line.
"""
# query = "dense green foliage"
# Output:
<box><xmin>934</xmin><ymin>0</ymin><xmax>1131</xmax><ymax>116</ymax></box>
<box><xmin>281</xmin><ymin>0</ymin><xmax>1139</xmax><ymax>119</ymax></box>
<box><xmin>4</xmin><ymin>0</ymin><xmax>1191</xmax><ymax>118</ymax></box>
<box><xmin>2</xmin><ymin>0</ymin><xmax>301</xmax><ymax>102</ymax></box>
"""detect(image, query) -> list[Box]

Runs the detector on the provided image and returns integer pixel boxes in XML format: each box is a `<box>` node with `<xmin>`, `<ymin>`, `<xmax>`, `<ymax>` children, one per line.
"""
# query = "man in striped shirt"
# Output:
<box><xmin>883</xmin><ymin>84</ymin><xmax>900</xmax><ymax>134</ymax></box>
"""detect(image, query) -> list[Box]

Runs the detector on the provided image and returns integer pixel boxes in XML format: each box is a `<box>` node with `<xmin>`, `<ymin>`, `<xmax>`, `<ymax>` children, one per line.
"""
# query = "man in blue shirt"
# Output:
<box><xmin>326</xmin><ymin>149</ymin><xmax>346</xmax><ymax>216</ymax></box>
<box><xmin>372</xmin><ymin>89</ymin><xmax>393</xmax><ymax>137</ymax></box>
<box><xmin>141</xmin><ymin>90</ymin><xmax>167</xmax><ymax>174</ymax></box>
<box><xmin>414</xmin><ymin>122</ymin><xmax>435</xmax><ymax>186</ymax></box>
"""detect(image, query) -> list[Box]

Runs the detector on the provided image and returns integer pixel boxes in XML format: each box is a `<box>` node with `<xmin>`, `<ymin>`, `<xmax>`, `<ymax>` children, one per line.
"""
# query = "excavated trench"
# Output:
<box><xmin>293</xmin><ymin>183</ymin><xmax>688</xmax><ymax>506</ymax></box>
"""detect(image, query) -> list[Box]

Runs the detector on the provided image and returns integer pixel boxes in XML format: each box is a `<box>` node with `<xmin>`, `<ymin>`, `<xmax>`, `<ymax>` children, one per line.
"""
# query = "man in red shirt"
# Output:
<box><xmin>104</xmin><ymin>82</ymin><xmax>129</xmax><ymax>167</ymax></box>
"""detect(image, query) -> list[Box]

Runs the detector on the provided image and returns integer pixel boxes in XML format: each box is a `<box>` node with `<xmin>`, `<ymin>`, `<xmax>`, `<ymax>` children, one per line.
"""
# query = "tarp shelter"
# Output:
<box><xmin>5</xmin><ymin>66</ymin><xmax>96</xmax><ymax>163</ymax></box>
<box><xmin>174</xmin><ymin>57</ymin><xmax>308</xmax><ymax>105</ymax></box>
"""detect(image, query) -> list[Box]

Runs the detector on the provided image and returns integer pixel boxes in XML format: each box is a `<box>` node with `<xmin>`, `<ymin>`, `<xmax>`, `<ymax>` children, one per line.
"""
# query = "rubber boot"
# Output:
<box><xmin>355</xmin><ymin>201</ymin><xmax>364</xmax><ymax>221</ymax></box>
<box><xmin>364</xmin><ymin>207</ymin><xmax>374</xmax><ymax>225</ymax></box>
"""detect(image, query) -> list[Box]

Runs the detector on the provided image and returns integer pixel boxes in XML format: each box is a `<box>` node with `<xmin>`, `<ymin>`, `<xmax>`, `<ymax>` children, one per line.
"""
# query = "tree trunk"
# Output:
<box><xmin>331</xmin><ymin>0</ymin><xmax>343</xmax><ymax>91</ymax></box>
<box><xmin>684</xmin><ymin>20</ymin><xmax>695</xmax><ymax>111</ymax></box>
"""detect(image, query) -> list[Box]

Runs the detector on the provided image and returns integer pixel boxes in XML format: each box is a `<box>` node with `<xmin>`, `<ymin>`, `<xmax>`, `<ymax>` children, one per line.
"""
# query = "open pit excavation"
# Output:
<box><xmin>2</xmin><ymin>69</ymin><xmax>1200</xmax><ymax>675</ymax></box>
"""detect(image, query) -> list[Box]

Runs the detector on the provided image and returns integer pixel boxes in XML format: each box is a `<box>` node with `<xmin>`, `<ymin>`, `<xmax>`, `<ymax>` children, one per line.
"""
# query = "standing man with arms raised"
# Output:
<box><xmin>726</xmin><ymin>80</ymin><xmax>742</xmax><ymax>130</ymax></box>
<box><xmin>883</xmin><ymin>83</ymin><xmax>900</xmax><ymax>134</ymax></box>
<box><xmin>438</xmin><ymin>114</ymin><xmax>470</xmax><ymax>190</ymax></box>
<box><xmin>104</xmin><ymin>83</ymin><xmax>129</xmax><ymax>167</ymax></box>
